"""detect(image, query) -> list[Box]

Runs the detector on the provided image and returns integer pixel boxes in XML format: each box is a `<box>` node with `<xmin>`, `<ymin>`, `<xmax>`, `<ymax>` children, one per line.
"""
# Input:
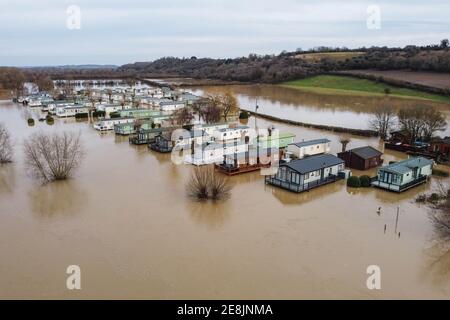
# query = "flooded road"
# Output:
<box><xmin>188</xmin><ymin>84</ymin><xmax>450</xmax><ymax>136</ymax></box>
<box><xmin>0</xmin><ymin>100</ymin><xmax>449</xmax><ymax>299</ymax></box>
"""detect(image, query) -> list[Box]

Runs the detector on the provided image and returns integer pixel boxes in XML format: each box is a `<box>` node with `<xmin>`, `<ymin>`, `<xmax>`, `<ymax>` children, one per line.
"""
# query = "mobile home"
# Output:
<box><xmin>287</xmin><ymin>139</ymin><xmax>331</xmax><ymax>159</ymax></box>
<box><xmin>56</xmin><ymin>105</ymin><xmax>89</xmax><ymax>118</ymax></box>
<box><xmin>371</xmin><ymin>157</ymin><xmax>433</xmax><ymax>192</ymax></box>
<box><xmin>265</xmin><ymin>154</ymin><xmax>345</xmax><ymax>193</ymax></box>
<box><xmin>94</xmin><ymin>117</ymin><xmax>135</xmax><ymax>131</ymax></box>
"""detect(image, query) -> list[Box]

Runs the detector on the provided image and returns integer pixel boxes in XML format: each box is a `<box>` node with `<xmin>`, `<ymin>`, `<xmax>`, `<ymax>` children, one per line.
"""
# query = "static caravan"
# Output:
<box><xmin>114</xmin><ymin>120</ymin><xmax>154</xmax><ymax>135</ymax></box>
<box><xmin>56</xmin><ymin>105</ymin><xmax>89</xmax><ymax>118</ymax></box>
<box><xmin>97</xmin><ymin>104</ymin><xmax>124</xmax><ymax>116</ymax></box>
<box><xmin>174</xmin><ymin>130</ymin><xmax>210</xmax><ymax>148</ymax></box>
<box><xmin>119</xmin><ymin>108</ymin><xmax>161</xmax><ymax>119</ymax></box>
<box><xmin>287</xmin><ymin>139</ymin><xmax>331</xmax><ymax>159</ymax></box>
<box><xmin>94</xmin><ymin>117</ymin><xmax>135</xmax><ymax>131</ymax></box>
<box><xmin>258</xmin><ymin>132</ymin><xmax>296</xmax><ymax>149</ymax></box>
<box><xmin>185</xmin><ymin>141</ymin><xmax>249</xmax><ymax>166</ymax></box>
<box><xmin>213</xmin><ymin>126</ymin><xmax>252</xmax><ymax>142</ymax></box>
<box><xmin>47</xmin><ymin>101</ymin><xmax>76</xmax><ymax>115</ymax></box>
<box><xmin>27</xmin><ymin>98</ymin><xmax>43</xmax><ymax>107</ymax></box>
<box><xmin>198</xmin><ymin>123</ymin><xmax>229</xmax><ymax>136</ymax></box>
<box><xmin>371</xmin><ymin>157</ymin><xmax>433</xmax><ymax>192</ymax></box>
<box><xmin>265</xmin><ymin>154</ymin><xmax>345</xmax><ymax>193</ymax></box>
<box><xmin>159</xmin><ymin>101</ymin><xmax>186</xmax><ymax>113</ymax></box>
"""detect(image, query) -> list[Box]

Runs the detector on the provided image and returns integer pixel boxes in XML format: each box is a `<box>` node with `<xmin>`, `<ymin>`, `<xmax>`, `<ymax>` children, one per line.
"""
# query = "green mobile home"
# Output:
<box><xmin>119</xmin><ymin>109</ymin><xmax>162</xmax><ymax>119</ymax></box>
<box><xmin>258</xmin><ymin>132</ymin><xmax>296</xmax><ymax>149</ymax></box>
<box><xmin>114</xmin><ymin>120</ymin><xmax>155</xmax><ymax>135</ymax></box>
<box><xmin>371</xmin><ymin>157</ymin><xmax>433</xmax><ymax>192</ymax></box>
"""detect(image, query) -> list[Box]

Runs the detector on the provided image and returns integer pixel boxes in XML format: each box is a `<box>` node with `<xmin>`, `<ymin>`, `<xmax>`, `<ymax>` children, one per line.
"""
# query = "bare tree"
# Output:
<box><xmin>62</xmin><ymin>77</ymin><xmax>75</xmax><ymax>98</ymax></box>
<box><xmin>187</xmin><ymin>166</ymin><xmax>210</xmax><ymax>200</ymax></box>
<box><xmin>172</xmin><ymin>107</ymin><xmax>194</xmax><ymax>126</ymax></box>
<box><xmin>416</xmin><ymin>181</ymin><xmax>450</xmax><ymax>242</ymax></box>
<box><xmin>187</xmin><ymin>166</ymin><xmax>231</xmax><ymax>201</ymax></box>
<box><xmin>35</xmin><ymin>75</ymin><xmax>54</xmax><ymax>92</ymax></box>
<box><xmin>369</xmin><ymin>105</ymin><xmax>396</xmax><ymax>140</ymax></box>
<box><xmin>0</xmin><ymin>124</ymin><xmax>13</xmax><ymax>163</ymax></box>
<box><xmin>203</xmin><ymin>104</ymin><xmax>222</xmax><ymax>124</ymax></box>
<box><xmin>209</xmin><ymin>169</ymin><xmax>231</xmax><ymax>200</ymax></box>
<box><xmin>422</xmin><ymin>106</ymin><xmax>447</xmax><ymax>141</ymax></box>
<box><xmin>106</xmin><ymin>89</ymin><xmax>113</xmax><ymax>103</ymax></box>
<box><xmin>221</xmin><ymin>92</ymin><xmax>239</xmax><ymax>121</ymax></box>
<box><xmin>398</xmin><ymin>105</ymin><xmax>427</xmax><ymax>143</ymax></box>
<box><xmin>24</xmin><ymin>131</ymin><xmax>84</xmax><ymax>182</ymax></box>
<box><xmin>339</xmin><ymin>137</ymin><xmax>351</xmax><ymax>152</ymax></box>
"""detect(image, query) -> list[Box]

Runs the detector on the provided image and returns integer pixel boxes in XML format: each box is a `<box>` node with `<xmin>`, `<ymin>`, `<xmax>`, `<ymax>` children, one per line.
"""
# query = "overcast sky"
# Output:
<box><xmin>0</xmin><ymin>0</ymin><xmax>449</xmax><ymax>66</ymax></box>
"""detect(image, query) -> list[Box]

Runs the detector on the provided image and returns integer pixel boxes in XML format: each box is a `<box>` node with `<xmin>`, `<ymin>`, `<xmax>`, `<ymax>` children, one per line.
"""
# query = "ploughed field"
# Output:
<box><xmin>281</xmin><ymin>75</ymin><xmax>450</xmax><ymax>103</ymax></box>
<box><xmin>341</xmin><ymin>70</ymin><xmax>450</xmax><ymax>91</ymax></box>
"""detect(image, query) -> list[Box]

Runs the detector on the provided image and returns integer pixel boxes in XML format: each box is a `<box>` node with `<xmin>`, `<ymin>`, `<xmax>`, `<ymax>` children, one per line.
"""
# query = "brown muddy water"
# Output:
<box><xmin>188</xmin><ymin>85</ymin><xmax>450</xmax><ymax>136</ymax></box>
<box><xmin>0</xmin><ymin>99</ymin><xmax>449</xmax><ymax>299</ymax></box>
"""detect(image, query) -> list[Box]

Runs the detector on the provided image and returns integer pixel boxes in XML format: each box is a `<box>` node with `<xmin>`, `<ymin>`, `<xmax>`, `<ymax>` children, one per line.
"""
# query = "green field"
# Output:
<box><xmin>281</xmin><ymin>75</ymin><xmax>450</xmax><ymax>103</ymax></box>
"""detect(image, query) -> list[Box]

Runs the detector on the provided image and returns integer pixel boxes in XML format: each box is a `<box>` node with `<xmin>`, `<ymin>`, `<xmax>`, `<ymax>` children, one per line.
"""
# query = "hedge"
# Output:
<box><xmin>360</xmin><ymin>175</ymin><xmax>371</xmax><ymax>187</ymax></box>
<box><xmin>75</xmin><ymin>113</ymin><xmax>89</xmax><ymax>119</ymax></box>
<box><xmin>239</xmin><ymin>110</ymin><xmax>249</xmax><ymax>119</ymax></box>
<box><xmin>347</xmin><ymin>176</ymin><xmax>361</xmax><ymax>188</ymax></box>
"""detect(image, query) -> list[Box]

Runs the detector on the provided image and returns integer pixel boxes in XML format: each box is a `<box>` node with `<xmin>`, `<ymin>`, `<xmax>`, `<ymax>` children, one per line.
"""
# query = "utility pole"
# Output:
<box><xmin>395</xmin><ymin>206</ymin><xmax>400</xmax><ymax>234</ymax></box>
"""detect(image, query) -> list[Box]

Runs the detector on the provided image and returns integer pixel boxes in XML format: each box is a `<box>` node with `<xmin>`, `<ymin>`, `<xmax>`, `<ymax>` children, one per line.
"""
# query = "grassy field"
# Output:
<box><xmin>281</xmin><ymin>75</ymin><xmax>450</xmax><ymax>103</ymax></box>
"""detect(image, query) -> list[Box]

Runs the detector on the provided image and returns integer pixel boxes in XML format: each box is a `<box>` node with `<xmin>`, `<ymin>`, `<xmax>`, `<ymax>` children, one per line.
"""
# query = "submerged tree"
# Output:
<box><xmin>397</xmin><ymin>105</ymin><xmax>426</xmax><ymax>143</ymax></box>
<box><xmin>398</xmin><ymin>105</ymin><xmax>446</xmax><ymax>142</ymax></box>
<box><xmin>187</xmin><ymin>166</ymin><xmax>231</xmax><ymax>201</ymax></box>
<box><xmin>369</xmin><ymin>105</ymin><xmax>396</xmax><ymax>140</ymax></box>
<box><xmin>422</xmin><ymin>106</ymin><xmax>447</xmax><ymax>141</ymax></box>
<box><xmin>221</xmin><ymin>92</ymin><xmax>239</xmax><ymax>121</ymax></box>
<box><xmin>172</xmin><ymin>107</ymin><xmax>194</xmax><ymax>126</ymax></box>
<box><xmin>24</xmin><ymin>131</ymin><xmax>84</xmax><ymax>182</ymax></box>
<box><xmin>339</xmin><ymin>137</ymin><xmax>351</xmax><ymax>152</ymax></box>
<box><xmin>0</xmin><ymin>124</ymin><xmax>13</xmax><ymax>164</ymax></box>
<box><xmin>203</xmin><ymin>104</ymin><xmax>222</xmax><ymax>124</ymax></box>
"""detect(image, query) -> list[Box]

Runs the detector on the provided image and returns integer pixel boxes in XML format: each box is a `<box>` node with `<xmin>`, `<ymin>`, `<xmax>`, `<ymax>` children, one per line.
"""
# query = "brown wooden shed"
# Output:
<box><xmin>338</xmin><ymin>146</ymin><xmax>383</xmax><ymax>170</ymax></box>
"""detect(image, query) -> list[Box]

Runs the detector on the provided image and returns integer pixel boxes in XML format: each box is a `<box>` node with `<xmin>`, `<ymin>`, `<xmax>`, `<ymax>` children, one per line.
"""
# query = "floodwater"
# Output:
<box><xmin>0</xmin><ymin>98</ymin><xmax>449</xmax><ymax>299</ymax></box>
<box><xmin>188</xmin><ymin>84</ymin><xmax>450</xmax><ymax>136</ymax></box>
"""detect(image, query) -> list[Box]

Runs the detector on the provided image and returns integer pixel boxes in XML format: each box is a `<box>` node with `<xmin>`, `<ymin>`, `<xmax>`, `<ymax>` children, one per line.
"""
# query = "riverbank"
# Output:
<box><xmin>247</xmin><ymin>110</ymin><xmax>378</xmax><ymax>137</ymax></box>
<box><xmin>281</xmin><ymin>75</ymin><xmax>450</xmax><ymax>104</ymax></box>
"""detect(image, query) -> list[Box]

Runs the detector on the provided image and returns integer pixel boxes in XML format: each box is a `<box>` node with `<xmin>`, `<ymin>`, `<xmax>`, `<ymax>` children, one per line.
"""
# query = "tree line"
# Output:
<box><xmin>119</xmin><ymin>40</ymin><xmax>450</xmax><ymax>83</ymax></box>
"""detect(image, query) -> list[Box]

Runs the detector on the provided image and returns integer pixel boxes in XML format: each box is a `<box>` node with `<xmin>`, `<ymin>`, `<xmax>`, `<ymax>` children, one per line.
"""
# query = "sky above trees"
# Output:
<box><xmin>1</xmin><ymin>0</ymin><xmax>449</xmax><ymax>66</ymax></box>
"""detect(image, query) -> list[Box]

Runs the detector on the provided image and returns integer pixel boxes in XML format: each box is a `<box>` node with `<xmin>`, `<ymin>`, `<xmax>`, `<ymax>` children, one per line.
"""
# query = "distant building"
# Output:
<box><xmin>338</xmin><ymin>146</ymin><xmax>383</xmax><ymax>170</ymax></box>
<box><xmin>371</xmin><ymin>157</ymin><xmax>433</xmax><ymax>192</ymax></box>
<box><xmin>429</xmin><ymin>137</ymin><xmax>450</xmax><ymax>159</ymax></box>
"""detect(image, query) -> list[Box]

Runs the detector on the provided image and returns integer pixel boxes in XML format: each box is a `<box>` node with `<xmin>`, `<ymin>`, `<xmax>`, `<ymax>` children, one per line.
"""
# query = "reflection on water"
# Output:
<box><xmin>0</xmin><ymin>165</ymin><xmax>15</xmax><ymax>195</ymax></box>
<box><xmin>28</xmin><ymin>180</ymin><xmax>87</xmax><ymax>217</ymax></box>
<box><xmin>188</xmin><ymin>85</ymin><xmax>450</xmax><ymax>135</ymax></box>
<box><xmin>188</xmin><ymin>200</ymin><xmax>231</xmax><ymax>229</ymax></box>
<box><xmin>265</xmin><ymin>179</ymin><xmax>344</xmax><ymax>206</ymax></box>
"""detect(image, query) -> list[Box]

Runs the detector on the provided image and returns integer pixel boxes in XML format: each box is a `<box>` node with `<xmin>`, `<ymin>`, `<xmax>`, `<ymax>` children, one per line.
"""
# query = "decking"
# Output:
<box><xmin>265</xmin><ymin>174</ymin><xmax>341</xmax><ymax>193</ymax></box>
<box><xmin>215</xmin><ymin>163</ymin><xmax>271</xmax><ymax>176</ymax></box>
<box><xmin>371</xmin><ymin>175</ymin><xmax>428</xmax><ymax>193</ymax></box>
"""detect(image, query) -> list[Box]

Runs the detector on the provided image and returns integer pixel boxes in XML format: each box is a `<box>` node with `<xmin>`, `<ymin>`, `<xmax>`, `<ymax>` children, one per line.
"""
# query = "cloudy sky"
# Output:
<box><xmin>0</xmin><ymin>0</ymin><xmax>449</xmax><ymax>66</ymax></box>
